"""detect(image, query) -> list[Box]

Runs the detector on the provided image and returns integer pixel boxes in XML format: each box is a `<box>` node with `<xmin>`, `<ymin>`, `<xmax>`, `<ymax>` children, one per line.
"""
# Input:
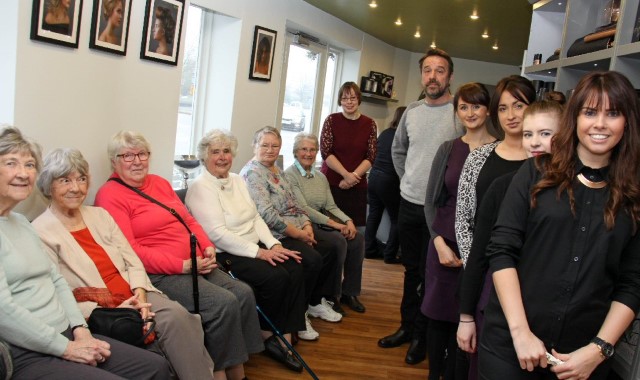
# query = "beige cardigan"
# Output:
<box><xmin>32</xmin><ymin>205</ymin><xmax>160</xmax><ymax>318</ymax></box>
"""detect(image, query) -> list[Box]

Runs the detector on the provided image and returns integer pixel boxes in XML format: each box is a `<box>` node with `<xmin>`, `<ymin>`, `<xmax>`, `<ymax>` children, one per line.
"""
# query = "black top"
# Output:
<box><xmin>459</xmin><ymin>171</ymin><xmax>516</xmax><ymax>315</ymax></box>
<box><xmin>474</xmin><ymin>149</ymin><xmax>525</xmax><ymax>208</ymax></box>
<box><xmin>482</xmin><ymin>157</ymin><xmax>640</xmax><ymax>361</ymax></box>
<box><xmin>370</xmin><ymin>128</ymin><xmax>398</xmax><ymax>178</ymax></box>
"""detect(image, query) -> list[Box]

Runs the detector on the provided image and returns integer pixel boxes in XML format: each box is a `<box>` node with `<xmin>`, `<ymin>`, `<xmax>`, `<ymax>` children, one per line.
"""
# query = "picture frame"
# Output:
<box><xmin>140</xmin><ymin>0</ymin><xmax>185</xmax><ymax>65</ymax></box>
<box><xmin>30</xmin><ymin>0</ymin><xmax>83</xmax><ymax>48</ymax></box>
<box><xmin>249</xmin><ymin>26</ymin><xmax>277</xmax><ymax>81</ymax></box>
<box><xmin>89</xmin><ymin>0</ymin><xmax>133</xmax><ymax>55</ymax></box>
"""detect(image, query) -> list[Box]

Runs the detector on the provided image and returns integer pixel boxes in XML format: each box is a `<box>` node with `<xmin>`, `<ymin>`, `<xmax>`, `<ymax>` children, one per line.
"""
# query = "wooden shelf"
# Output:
<box><xmin>361</xmin><ymin>92</ymin><xmax>398</xmax><ymax>103</ymax></box>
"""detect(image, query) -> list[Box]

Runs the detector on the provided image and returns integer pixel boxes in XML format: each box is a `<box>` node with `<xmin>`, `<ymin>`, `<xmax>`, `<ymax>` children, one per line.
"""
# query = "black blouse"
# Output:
<box><xmin>482</xmin><ymin>157</ymin><xmax>640</xmax><ymax>360</ymax></box>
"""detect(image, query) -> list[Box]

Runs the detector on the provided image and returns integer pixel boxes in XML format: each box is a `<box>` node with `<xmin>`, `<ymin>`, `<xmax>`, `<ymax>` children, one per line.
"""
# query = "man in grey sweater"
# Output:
<box><xmin>379</xmin><ymin>48</ymin><xmax>463</xmax><ymax>365</ymax></box>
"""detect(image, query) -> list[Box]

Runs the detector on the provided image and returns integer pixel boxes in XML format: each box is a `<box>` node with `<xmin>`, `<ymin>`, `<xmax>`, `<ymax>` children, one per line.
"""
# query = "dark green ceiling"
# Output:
<box><xmin>303</xmin><ymin>0</ymin><xmax>534</xmax><ymax>65</ymax></box>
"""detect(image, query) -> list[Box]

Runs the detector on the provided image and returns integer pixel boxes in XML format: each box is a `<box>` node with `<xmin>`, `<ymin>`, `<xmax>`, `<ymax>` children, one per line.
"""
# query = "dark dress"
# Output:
<box><xmin>320</xmin><ymin>112</ymin><xmax>377</xmax><ymax>226</ymax></box>
<box><xmin>365</xmin><ymin>127</ymin><xmax>401</xmax><ymax>259</ymax></box>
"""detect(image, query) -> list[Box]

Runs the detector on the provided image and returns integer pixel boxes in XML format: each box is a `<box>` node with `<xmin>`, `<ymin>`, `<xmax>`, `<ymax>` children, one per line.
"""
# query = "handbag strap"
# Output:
<box><xmin>108</xmin><ymin>177</ymin><xmax>201</xmax><ymax>314</ymax></box>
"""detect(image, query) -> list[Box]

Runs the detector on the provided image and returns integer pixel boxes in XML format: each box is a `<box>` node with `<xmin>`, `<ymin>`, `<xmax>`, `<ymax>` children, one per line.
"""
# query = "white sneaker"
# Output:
<box><xmin>307</xmin><ymin>298</ymin><xmax>343</xmax><ymax>322</ymax></box>
<box><xmin>298</xmin><ymin>312</ymin><xmax>319</xmax><ymax>341</ymax></box>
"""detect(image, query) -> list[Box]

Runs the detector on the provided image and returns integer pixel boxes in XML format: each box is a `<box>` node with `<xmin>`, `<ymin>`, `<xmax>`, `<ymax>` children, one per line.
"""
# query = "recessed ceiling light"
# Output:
<box><xmin>470</xmin><ymin>10</ymin><xmax>479</xmax><ymax>20</ymax></box>
<box><xmin>369</xmin><ymin>1</ymin><xmax>377</xmax><ymax>8</ymax></box>
<box><xmin>395</xmin><ymin>17</ymin><xmax>402</xmax><ymax>26</ymax></box>
<box><xmin>482</xmin><ymin>30</ymin><xmax>489</xmax><ymax>38</ymax></box>
<box><xmin>492</xmin><ymin>41</ymin><xmax>499</xmax><ymax>50</ymax></box>
<box><xmin>414</xmin><ymin>27</ymin><xmax>421</xmax><ymax>38</ymax></box>
<box><xmin>430</xmin><ymin>41</ymin><xmax>436</xmax><ymax>49</ymax></box>
<box><xmin>594</xmin><ymin>63</ymin><xmax>598</xmax><ymax>66</ymax></box>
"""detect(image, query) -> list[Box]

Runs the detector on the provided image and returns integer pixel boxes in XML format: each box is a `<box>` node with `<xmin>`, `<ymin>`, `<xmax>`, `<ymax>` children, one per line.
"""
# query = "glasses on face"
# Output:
<box><xmin>116</xmin><ymin>152</ymin><xmax>150</xmax><ymax>162</ymax></box>
<box><xmin>341</xmin><ymin>97</ymin><xmax>358</xmax><ymax>103</ymax></box>
<box><xmin>54</xmin><ymin>176</ymin><xmax>88</xmax><ymax>188</ymax></box>
<box><xmin>259</xmin><ymin>144</ymin><xmax>280</xmax><ymax>151</ymax></box>
<box><xmin>298</xmin><ymin>147</ymin><xmax>318</xmax><ymax>154</ymax></box>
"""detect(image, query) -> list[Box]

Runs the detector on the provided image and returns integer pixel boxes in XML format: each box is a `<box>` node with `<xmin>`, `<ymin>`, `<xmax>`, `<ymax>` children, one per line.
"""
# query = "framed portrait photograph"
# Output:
<box><xmin>30</xmin><ymin>0</ymin><xmax>83</xmax><ymax>48</ymax></box>
<box><xmin>140</xmin><ymin>0</ymin><xmax>185</xmax><ymax>65</ymax></box>
<box><xmin>89</xmin><ymin>0</ymin><xmax>133</xmax><ymax>55</ymax></box>
<box><xmin>249</xmin><ymin>26</ymin><xmax>277</xmax><ymax>81</ymax></box>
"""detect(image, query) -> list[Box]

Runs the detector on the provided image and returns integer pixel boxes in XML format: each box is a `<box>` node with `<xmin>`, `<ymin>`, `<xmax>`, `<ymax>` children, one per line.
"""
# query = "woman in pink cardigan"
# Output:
<box><xmin>32</xmin><ymin>148</ymin><xmax>215</xmax><ymax>379</ymax></box>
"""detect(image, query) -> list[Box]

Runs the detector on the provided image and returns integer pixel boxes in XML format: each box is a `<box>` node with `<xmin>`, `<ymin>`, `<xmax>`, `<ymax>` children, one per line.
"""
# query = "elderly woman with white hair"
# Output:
<box><xmin>284</xmin><ymin>133</ymin><xmax>365</xmax><ymax>315</ymax></box>
<box><xmin>95</xmin><ymin>131</ymin><xmax>263</xmax><ymax>380</ymax></box>
<box><xmin>32</xmin><ymin>148</ymin><xmax>215</xmax><ymax>379</ymax></box>
<box><xmin>0</xmin><ymin>127</ymin><xmax>170</xmax><ymax>380</ymax></box>
<box><xmin>186</xmin><ymin>129</ymin><xmax>306</xmax><ymax>372</ymax></box>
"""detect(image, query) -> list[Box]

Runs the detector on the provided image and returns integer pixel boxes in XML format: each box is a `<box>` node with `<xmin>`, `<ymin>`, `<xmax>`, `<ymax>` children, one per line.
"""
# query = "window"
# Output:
<box><xmin>278</xmin><ymin>34</ymin><xmax>341</xmax><ymax>168</ymax></box>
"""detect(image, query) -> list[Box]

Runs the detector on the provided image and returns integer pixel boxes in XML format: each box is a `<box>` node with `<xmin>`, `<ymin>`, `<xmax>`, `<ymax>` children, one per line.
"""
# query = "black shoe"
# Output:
<box><xmin>264</xmin><ymin>336</ymin><xmax>303</xmax><ymax>372</ymax></box>
<box><xmin>378</xmin><ymin>328</ymin><xmax>411</xmax><ymax>348</ymax></box>
<box><xmin>340</xmin><ymin>295</ymin><xmax>366</xmax><ymax>313</ymax></box>
<box><xmin>405</xmin><ymin>337</ymin><xmax>427</xmax><ymax>365</ymax></box>
<box><xmin>327</xmin><ymin>296</ymin><xmax>347</xmax><ymax>317</ymax></box>
<box><xmin>384</xmin><ymin>256</ymin><xmax>402</xmax><ymax>264</ymax></box>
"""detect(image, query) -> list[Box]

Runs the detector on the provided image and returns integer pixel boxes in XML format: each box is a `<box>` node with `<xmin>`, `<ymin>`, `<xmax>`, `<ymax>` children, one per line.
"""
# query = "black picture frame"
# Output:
<box><xmin>30</xmin><ymin>0</ymin><xmax>83</xmax><ymax>48</ymax></box>
<box><xmin>249</xmin><ymin>26</ymin><xmax>277</xmax><ymax>81</ymax></box>
<box><xmin>89</xmin><ymin>0</ymin><xmax>133</xmax><ymax>55</ymax></box>
<box><xmin>140</xmin><ymin>0</ymin><xmax>185</xmax><ymax>65</ymax></box>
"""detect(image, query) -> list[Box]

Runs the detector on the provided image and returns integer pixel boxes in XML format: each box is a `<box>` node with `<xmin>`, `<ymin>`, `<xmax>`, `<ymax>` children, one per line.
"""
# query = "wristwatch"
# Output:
<box><xmin>71</xmin><ymin>323</ymin><xmax>89</xmax><ymax>332</ymax></box>
<box><xmin>591</xmin><ymin>337</ymin><xmax>615</xmax><ymax>359</ymax></box>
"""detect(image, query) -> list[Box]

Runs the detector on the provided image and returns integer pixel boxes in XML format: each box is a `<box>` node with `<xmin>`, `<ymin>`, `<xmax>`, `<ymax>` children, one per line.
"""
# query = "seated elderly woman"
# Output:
<box><xmin>186</xmin><ymin>130</ymin><xmax>306</xmax><ymax>372</ymax></box>
<box><xmin>94</xmin><ymin>131</ymin><xmax>263</xmax><ymax>380</ymax></box>
<box><xmin>240</xmin><ymin>126</ymin><xmax>342</xmax><ymax>340</ymax></box>
<box><xmin>32</xmin><ymin>148</ymin><xmax>215</xmax><ymax>379</ymax></box>
<box><xmin>284</xmin><ymin>133</ymin><xmax>366</xmax><ymax>314</ymax></box>
<box><xmin>0</xmin><ymin>127</ymin><xmax>170</xmax><ymax>380</ymax></box>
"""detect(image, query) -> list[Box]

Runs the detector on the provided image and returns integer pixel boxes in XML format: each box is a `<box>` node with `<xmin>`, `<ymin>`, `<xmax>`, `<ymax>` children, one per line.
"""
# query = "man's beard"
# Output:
<box><xmin>424</xmin><ymin>81</ymin><xmax>449</xmax><ymax>100</ymax></box>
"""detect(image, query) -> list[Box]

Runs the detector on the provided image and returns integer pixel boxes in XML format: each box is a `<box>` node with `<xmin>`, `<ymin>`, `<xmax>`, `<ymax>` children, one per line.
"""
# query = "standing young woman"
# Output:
<box><xmin>480</xmin><ymin>71</ymin><xmax>640</xmax><ymax>380</ymax></box>
<box><xmin>421</xmin><ymin>83</ymin><xmax>497</xmax><ymax>380</ymax></box>
<box><xmin>320</xmin><ymin>82</ymin><xmax>377</xmax><ymax>227</ymax></box>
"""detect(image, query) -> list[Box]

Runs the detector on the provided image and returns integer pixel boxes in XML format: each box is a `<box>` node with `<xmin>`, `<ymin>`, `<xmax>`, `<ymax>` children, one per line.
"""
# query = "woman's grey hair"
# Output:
<box><xmin>37</xmin><ymin>148</ymin><xmax>89</xmax><ymax>199</ymax></box>
<box><xmin>0</xmin><ymin>126</ymin><xmax>42</xmax><ymax>172</ymax></box>
<box><xmin>107</xmin><ymin>131</ymin><xmax>151</xmax><ymax>169</ymax></box>
<box><xmin>251</xmin><ymin>126</ymin><xmax>281</xmax><ymax>148</ymax></box>
<box><xmin>292</xmin><ymin>133</ymin><xmax>318</xmax><ymax>155</ymax></box>
<box><xmin>197</xmin><ymin>129</ymin><xmax>238</xmax><ymax>160</ymax></box>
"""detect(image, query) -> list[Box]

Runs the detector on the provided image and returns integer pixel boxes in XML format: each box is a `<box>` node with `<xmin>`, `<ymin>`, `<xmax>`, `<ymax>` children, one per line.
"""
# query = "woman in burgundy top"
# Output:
<box><xmin>320</xmin><ymin>82</ymin><xmax>377</xmax><ymax>226</ymax></box>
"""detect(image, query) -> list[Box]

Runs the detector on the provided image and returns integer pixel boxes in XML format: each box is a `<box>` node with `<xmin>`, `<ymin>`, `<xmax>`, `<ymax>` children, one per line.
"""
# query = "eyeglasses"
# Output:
<box><xmin>341</xmin><ymin>97</ymin><xmax>358</xmax><ymax>103</ymax></box>
<box><xmin>116</xmin><ymin>152</ymin><xmax>151</xmax><ymax>162</ymax></box>
<box><xmin>298</xmin><ymin>147</ymin><xmax>318</xmax><ymax>154</ymax></box>
<box><xmin>54</xmin><ymin>176</ymin><xmax>88</xmax><ymax>188</ymax></box>
<box><xmin>259</xmin><ymin>144</ymin><xmax>280</xmax><ymax>151</ymax></box>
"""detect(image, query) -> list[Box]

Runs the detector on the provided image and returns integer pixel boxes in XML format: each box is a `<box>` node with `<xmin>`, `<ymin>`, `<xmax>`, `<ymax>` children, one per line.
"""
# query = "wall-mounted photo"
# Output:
<box><xmin>89</xmin><ymin>0</ymin><xmax>132</xmax><ymax>55</ymax></box>
<box><xmin>249</xmin><ymin>26</ymin><xmax>277</xmax><ymax>81</ymax></box>
<box><xmin>30</xmin><ymin>0</ymin><xmax>83</xmax><ymax>48</ymax></box>
<box><xmin>140</xmin><ymin>0</ymin><xmax>184</xmax><ymax>65</ymax></box>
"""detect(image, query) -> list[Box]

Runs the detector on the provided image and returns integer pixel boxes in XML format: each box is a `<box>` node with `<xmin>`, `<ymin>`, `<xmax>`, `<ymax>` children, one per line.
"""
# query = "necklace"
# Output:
<box><xmin>577</xmin><ymin>173</ymin><xmax>607</xmax><ymax>189</ymax></box>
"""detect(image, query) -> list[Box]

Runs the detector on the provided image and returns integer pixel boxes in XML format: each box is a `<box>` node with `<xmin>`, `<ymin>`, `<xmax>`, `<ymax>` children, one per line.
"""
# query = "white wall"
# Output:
<box><xmin>4</xmin><ymin>0</ymin><xmax>520</xmax><ymax>205</ymax></box>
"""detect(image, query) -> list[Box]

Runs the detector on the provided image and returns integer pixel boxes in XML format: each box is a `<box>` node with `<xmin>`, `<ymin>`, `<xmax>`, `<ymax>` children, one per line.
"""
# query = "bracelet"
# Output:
<box><xmin>459</xmin><ymin>320</ymin><xmax>475</xmax><ymax>323</ymax></box>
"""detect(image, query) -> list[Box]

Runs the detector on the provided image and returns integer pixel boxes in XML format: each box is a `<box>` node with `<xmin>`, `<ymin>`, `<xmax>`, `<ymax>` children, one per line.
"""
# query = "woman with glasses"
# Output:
<box><xmin>319</xmin><ymin>82</ymin><xmax>377</xmax><ymax>228</ymax></box>
<box><xmin>95</xmin><ymin>131</ymin><xmax>263</xmax><ymax>380</ymax></box>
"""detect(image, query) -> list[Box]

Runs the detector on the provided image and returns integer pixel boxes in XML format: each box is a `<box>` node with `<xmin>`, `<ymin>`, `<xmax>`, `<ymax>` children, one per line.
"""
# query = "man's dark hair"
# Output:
<box><xmin>418</xmin><ymin>48</ymin><xmax>454</xmax><ymax>77</ymax></box>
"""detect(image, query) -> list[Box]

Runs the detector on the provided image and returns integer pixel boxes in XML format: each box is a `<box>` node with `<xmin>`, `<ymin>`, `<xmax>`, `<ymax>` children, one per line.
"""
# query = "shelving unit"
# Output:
<box><xmin>522</xmin><ymin>0</ymin><xmax>640</xmax><ymax>93</ymax></box>
<box><xmin>361</xmin><ymin>92</ymin><xmax>399</xmax><ymax>103</ymax></box>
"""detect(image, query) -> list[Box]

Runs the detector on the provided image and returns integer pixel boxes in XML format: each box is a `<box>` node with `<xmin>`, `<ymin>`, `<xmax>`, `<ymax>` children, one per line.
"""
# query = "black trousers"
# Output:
<box><xmin>397</xmin><ymin>197</ymin><xmax>430</xmax><ymax>335</ymax></box>
<box><xmin>365</xmin><ymin>170</ymin><xmax>401</xmax><ymax>260</ymax></box>
<box><xmin>217</xmin><ymin>251</ymin><xmax>306</xmax><ymax>333</ymax></box>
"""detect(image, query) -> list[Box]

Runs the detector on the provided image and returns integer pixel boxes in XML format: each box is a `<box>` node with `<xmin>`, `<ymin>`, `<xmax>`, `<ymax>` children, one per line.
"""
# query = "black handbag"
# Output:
<box><xmin>88</xmin><ymin>308</ymin><xmax>156</xmax><ymax>347</ymax></box>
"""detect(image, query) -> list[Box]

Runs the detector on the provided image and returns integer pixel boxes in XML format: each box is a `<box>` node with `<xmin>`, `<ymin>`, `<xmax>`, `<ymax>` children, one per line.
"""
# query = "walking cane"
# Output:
<box><xmin>221</xmin><ymin>260</ymin><xmax>319</xmax><ymax>380</ymax></box>
<box><xmin>189</xmin><ymin>233</ymin><xmax>199</xmax><ymax>314</ymax></box>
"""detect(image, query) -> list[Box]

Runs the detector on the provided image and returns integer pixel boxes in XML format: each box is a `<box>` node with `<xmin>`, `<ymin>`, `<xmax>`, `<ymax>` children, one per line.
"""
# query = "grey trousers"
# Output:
<box><xmin>314</xmin><ymin>227</ymin><xmax>365</xmax><ymax>296</ymax></box>
<box><xmin>149</xmin><ymin>270</ymin><xmax>263</xmax><ymax>370</ymax></box>
<box><xmin>147</xmin><ymin>292</ymin><xmax>214</xmax><ymax>379</ymax></box>
<box><xmin>9</xmin><ymin>328</ymin><xmax>170</xmax><ymax>380</ymax></box>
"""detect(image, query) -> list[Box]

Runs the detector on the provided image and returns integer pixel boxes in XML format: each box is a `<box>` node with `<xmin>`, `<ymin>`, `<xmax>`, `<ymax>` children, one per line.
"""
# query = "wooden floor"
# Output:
<box><xmin>245</xmin><ymin>258</ymin><xmax>429</xmax><ymax>379</ymax></box>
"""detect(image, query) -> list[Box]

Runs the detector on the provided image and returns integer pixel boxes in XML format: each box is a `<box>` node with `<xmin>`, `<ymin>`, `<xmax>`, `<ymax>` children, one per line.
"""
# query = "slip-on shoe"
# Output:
<box><xmin>377</xmin><ymin>328</ymin><xmax>411</xmax><ymax>348</ymax></box>
<box><xmin>264</xmin><ymin>336</ymin><xmax>303</xmax><ymax>372</ymax></box>
<box><xmin>340</xmin><ymin>295</ymin><xmax>366</xmax><ymax>313</ymax></box>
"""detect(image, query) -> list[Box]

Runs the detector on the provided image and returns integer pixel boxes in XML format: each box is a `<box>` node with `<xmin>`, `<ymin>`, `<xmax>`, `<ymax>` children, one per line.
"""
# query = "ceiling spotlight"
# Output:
<box><xmin>430</xmin><ymin>41</ymin><xmax>436</xmax><ymax>49</ymax></box>
<box><xmin>482</xmin><ymin>30</ymin><xmax>489</xmax><ymax>38</ymax></box>
<box><xmin>414</xmin><ymin>29</ymin><xmax>421</xmax><ymax>38</ymax></box>
<box><xmin>395</xmin><ymin>17</ymin><xmax>402</xmax><ymax>26</ymax></box>
<box><xmin>369</xmin><ymin>0</ymin><xmax>377</xmax><ymax>8</ymax></box>
<box><xmin>492</xmin><ymin>41</ymin><xmax>499</xmax><ymax>50</ymax></box>
<box><xmin>470</xmin><ymin>10</ymin><xmax>479</xmax><ymax>20</ymax></box>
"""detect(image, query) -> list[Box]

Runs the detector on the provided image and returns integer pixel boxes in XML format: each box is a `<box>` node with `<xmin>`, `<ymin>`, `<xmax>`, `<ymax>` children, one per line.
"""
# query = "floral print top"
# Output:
<box><xmin>240</xmin><ymin>159</ymin><xmax>310</xmax><ymax>240</ymax></box>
